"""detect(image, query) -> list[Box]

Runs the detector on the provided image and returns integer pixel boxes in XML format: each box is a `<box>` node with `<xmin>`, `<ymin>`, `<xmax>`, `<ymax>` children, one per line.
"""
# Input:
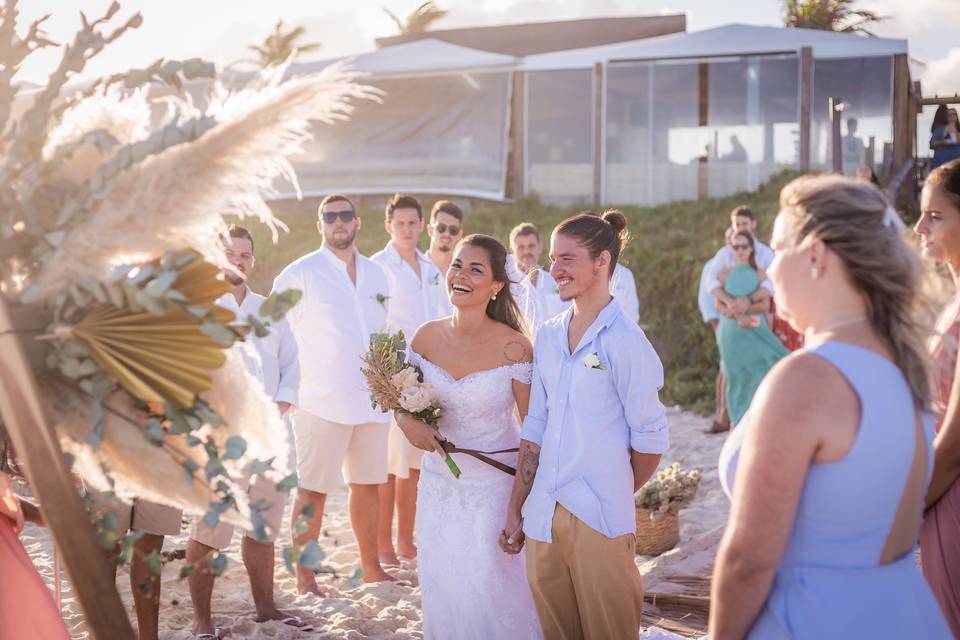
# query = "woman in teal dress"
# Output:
<box><xmin>715</xmin><ymin>231</ymin><xmax>789</xmax><ymax>424</ymax></box>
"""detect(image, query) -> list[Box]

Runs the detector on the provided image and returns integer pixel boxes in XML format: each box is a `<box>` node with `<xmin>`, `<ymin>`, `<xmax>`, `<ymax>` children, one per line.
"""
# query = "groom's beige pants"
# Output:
<box><xmin>526</xmin><ymin>505</ymin><xmax>644</xmax><ymax>640</ymax></box>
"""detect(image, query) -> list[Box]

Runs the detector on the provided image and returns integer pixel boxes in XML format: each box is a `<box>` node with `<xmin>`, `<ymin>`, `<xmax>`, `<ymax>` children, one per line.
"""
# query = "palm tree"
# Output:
<box><xmin>783</xmin><ymin>0</ymin><xmax>885</xmax><ymax>35</ymax></box>
<box><xmin>247</xmin><ymin>19</ymin><xmax>321</xmax><ymax>67</ymax></box>
<box><xmin>383</xmin><ymin>1</ymin><xmax>448</xmax><ymax>35</ymax></box>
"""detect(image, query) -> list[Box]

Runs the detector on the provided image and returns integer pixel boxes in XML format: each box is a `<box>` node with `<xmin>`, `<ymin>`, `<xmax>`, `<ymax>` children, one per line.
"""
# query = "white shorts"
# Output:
<box><xmin>293</xmin><ymin>411</ymin><xmax>389</xmax><ymax>494</ymax></box>
<box><xmin>387</xmin><ymin>418</ymin><xmax>424</xmax><ymax>479</ymax></box>
<box><xmin>90</xmin><ymin>494</ymin><xmax>182</xmax><ymax>537</ymax></box>
<box><xmin>189</xmin><ymin>473</ymin><xmax>287</xmax><ymax>550</ymax></box>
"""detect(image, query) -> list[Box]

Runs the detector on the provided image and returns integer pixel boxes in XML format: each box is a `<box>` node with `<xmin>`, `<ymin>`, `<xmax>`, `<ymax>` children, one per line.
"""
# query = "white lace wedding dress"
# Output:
<box><xmin>410</xmin><ymin>350</ymin><xmax>543</xmax><ymax>640</ymax></box>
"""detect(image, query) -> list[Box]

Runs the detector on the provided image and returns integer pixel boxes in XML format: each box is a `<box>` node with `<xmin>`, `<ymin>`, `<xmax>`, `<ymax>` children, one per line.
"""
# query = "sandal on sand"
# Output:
<box><xmin>280</xmin><ymin>616</ymin><xmax>314</xmax><ymax>632</ymax></box>
<box><xmin>196</xmin><ymin>629</ymin><xmax>224</xmax><ymax>640</ymax></box>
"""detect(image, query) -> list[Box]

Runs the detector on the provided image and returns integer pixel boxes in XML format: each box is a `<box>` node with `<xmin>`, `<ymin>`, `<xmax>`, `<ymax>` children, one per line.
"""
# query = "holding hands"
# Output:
<box><xmin>499</xmin><ymin>510</ymin><xmax>525</xmax><ymax>554</ymax></box>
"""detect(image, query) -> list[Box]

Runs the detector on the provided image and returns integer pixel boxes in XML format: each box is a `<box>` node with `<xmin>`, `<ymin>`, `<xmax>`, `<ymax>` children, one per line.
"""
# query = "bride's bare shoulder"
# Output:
<box><xmin>411</xmin><ymin>318</ymin><xmax>449</xmax><ymax>355</ymax></box>
<box><xmin>496</xmin><ymin>327</ymin><xmax>533</xmax><ymax>365</ymax></box>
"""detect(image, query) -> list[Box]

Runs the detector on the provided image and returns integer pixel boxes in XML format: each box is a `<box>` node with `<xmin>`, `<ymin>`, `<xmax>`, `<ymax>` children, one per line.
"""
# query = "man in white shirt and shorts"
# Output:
<box><xmin>371</xmin><ymin>194</ymin><xmax>449</xmax><ymax>566</ymax></box>
<box><xmin>273</xmin><ymin>194</ymin><xmax>395</xmax><ymax>593</ymax></box>
<box><xmin>186</xmin><ymin>225</ymin><xmax>307</xmax><ymax>637</ymax></box>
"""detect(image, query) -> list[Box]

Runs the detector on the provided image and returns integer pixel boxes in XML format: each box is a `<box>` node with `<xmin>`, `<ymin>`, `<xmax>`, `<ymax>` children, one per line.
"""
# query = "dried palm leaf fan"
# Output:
<box><xmin>53</xmin><ymin>249</ymin><xmax>236</xmax><ymax>408</ymax></box>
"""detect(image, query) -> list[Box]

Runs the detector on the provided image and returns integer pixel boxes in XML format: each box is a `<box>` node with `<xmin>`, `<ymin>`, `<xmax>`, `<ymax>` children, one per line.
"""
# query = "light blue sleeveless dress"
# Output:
<box><xmin>719</xmin><ymin>341</ymin><xmax>952</xmax><ymax>638</ymax></box>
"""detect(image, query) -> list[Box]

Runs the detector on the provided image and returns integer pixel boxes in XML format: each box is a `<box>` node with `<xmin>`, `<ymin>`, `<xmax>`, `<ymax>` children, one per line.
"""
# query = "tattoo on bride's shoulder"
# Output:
<box><xmin>503</xmin><ymin>340</ymin><xmax>529</xmax><ymax>363</ymax></box>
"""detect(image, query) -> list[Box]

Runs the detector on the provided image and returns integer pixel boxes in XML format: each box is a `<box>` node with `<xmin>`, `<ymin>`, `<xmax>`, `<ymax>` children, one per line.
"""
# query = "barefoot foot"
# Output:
<box><xmin>397</xmin><ymin>542</ymin><xmax>417</xmax><ymax>560</ymax></box>
<box><xmin>362</xmin><ymin>567</ymin><xmax>399</xmax><ymax>583</ymax></box>
<box><xmin>379</xmin><ymin>549</ymin><xmax>400</xmax><ymax>567</ymax></box>
<box><xmin>296</xmin><ymin>567</ymin><xmax>327</xmax><ymax>596</ymax></box>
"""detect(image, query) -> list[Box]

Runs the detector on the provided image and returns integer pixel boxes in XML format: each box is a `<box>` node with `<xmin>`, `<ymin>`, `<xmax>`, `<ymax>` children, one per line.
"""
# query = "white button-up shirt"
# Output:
<box><xmin>370</xmin><ymin>243</ymin><xmax>450</xmax><ymax>340</ymax></box>
<box><xmin>610</xmin><ymin>263</ymin><xmax>640</xmax><ymax>324</ymax></box>
<box><xmin>521</xmin><ymin>299</ymin><xmax>669</xmax><ymax>542</ymax></box>
<box><xmin>519</xmin><ymin>268</ymin><xmax>571</xmax><ymax>337</ymax></box>
<box><xmin>216</xmin><ymin>287</ymin><xmax>299</xmax><ymax>405</ymax></box>
<box><xmin>698</xmin><ymin>257</ymin><xmax>719</xmax><ymax>324</ymax></box>
<box><xmin>272</xmin><ymin>246</ymin><xmax>390</xmax><ymax>425</ymax></box>
<box><xmin>705</xmin><ymin>241</ymin><xmax>775</xmax><ymax>294</ymax></box>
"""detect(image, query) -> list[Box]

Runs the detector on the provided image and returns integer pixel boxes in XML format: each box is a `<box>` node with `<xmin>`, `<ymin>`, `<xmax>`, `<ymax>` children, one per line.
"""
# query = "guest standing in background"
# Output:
<box><xmin>706</xmin><ymin>206</ymin><xmax>775</xmax><ymax>317</ymax></box>
<box><xmin>187</xmin><ymin>225</ymin><xmax>307</xmax><ymax>637</ymax></box>
<box><xmin>371</xmin><ymin>194</ymin><xmax>449</xmax><ymax>568</ymax></box>
<box><xmin>510</xmin><ymin>222</ymin><xmax>569</xmax><ymax>337</ymax></box>
<box><xmin>914</xmin><ymin>158</ymin><xmax>960</xmax><ymax>636</ymax></box>
<box><xmin>426</xmin><ymin>200</ymin><xmax>464</xmax><ymax>283</ymax></box>
<box><xmin>712</xmin><ymin>175</ymin><xmax>950</xmax><ymax>639</ymax></box>
<box><xmin>273</xmin><ymin>194</ymin><xmax>395</xmax><ymax>594</ymax></box>
<box><xmin>714</xmin><ymin>231</ymin><xmax>788</xmax><ymax>426</ymax></box>
<box><xmin>931</xmin><ymin>106</ymin><xmax>960</xmax><ymax>171</ymax></box>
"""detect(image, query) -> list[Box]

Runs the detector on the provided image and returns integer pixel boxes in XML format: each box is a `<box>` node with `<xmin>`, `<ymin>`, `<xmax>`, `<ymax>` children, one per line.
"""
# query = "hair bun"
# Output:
<box><xmin>601</xmin><ymin>209</ymin><xmax>628</xmax><ymax>235</ymax></box>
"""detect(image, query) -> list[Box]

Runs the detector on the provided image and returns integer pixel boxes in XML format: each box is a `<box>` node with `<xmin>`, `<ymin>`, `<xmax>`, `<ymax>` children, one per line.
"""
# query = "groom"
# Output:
<box><xmin>501</xmin><ymin>212</ymin><xmax>669</xmax><ymax>639</ymax></box>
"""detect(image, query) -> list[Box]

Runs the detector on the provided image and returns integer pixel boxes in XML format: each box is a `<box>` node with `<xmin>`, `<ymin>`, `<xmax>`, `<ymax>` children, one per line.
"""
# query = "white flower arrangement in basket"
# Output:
<box><xmin>635</xmin><ymin>462</ymin><xmax>702</xmax><ymax>520</ymax></box>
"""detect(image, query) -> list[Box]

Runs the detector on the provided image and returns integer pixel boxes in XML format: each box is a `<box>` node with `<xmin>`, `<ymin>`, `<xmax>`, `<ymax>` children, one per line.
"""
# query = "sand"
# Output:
<box><xmin>21</xmin><ymin>407</ymin><xmax>728</xmax><ymax>639</ymax></box>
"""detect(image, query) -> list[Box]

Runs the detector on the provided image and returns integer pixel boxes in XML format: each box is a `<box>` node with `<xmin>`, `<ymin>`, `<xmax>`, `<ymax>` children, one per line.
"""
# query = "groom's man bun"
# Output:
<box><xmin>554</xmin><ymin>210</ymin><xmax>628</xmax><ymax>276</ymax></box>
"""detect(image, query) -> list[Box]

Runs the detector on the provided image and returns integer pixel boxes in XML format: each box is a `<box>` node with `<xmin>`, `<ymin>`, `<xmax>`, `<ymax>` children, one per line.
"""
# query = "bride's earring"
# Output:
<box><xmin>811</xmin><ymin>266</ymin><xmax>820</xmax><ymax>279</ymax></box>
<box><xmin>491</xmin><ymin>292</ymin><xmax>498</xmax><ymax>301</ymax></box>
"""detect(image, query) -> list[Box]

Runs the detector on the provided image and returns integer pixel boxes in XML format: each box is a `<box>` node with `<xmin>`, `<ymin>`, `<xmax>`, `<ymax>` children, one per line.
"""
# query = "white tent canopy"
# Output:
<box><xmin>288</xmin><ymin>38</ymin><xmax>516</xmax><ymax>77</ymax></box>
<box><xmin>277</xmin><ymin>39</ymin><xmax>516</xmax><ymax>200</ymax></box>
<box><xmin>520</xmin><ymin>24</ymin><xmax>908</xmax><ymax>71</ymax></box>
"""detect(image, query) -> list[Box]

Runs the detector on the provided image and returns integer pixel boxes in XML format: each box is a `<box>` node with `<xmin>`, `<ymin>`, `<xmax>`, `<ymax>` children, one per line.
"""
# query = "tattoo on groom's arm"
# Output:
<box><xmin>519</xmin><ymin>443</ymin><xmax>540</xmax><ymax>485</ymax></box>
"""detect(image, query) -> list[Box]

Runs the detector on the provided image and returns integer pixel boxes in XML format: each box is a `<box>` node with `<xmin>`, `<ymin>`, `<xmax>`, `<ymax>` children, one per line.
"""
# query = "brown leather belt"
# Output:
<box><xmin>440</xmin><ymin>441</ymin><xmax>518</xmax><ymax>476</ymax></box>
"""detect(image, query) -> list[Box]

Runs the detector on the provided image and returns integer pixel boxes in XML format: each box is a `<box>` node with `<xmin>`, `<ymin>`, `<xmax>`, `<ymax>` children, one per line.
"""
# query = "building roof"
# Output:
<box><xmin>286</xmin><ymin>38</ymin><xmax>515</xmax><ymax>77</ymax></box>
<box><xmin>374</xmin><ymin>14</ymin><xmax>685</xmax><ymax>57</ymax></box>
<box><xmin>520</xmin><ymin>23</ymin><xmax>909</xmax><ymax>71</ymax></box>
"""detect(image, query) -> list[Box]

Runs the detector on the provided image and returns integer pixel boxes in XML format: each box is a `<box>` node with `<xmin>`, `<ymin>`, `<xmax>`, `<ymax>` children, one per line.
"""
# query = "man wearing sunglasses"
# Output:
<box><xmin>371</xmin><ymin>194</ymin><xmax>450</xmax><ymax>568</ymax></box>
<box><xmin>426</xmin><ymin>200</ymin><xmax>464</xmax><ymax>278</ymax></box>
<box><xmin>272</xmin><ymin>194</ymin><xmax>396</xmax><ymax>595</ymax></box>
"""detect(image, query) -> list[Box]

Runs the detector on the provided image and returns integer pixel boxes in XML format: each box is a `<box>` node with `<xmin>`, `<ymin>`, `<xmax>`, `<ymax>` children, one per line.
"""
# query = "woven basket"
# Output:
<box><xmin>635</xmin><ymin>507</ymin><xmax>680</xmax><ymax>556</ymax></box>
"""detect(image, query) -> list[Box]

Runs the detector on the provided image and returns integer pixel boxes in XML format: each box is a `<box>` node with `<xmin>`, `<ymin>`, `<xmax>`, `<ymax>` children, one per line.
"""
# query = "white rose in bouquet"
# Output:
<box><xmin>391</xmin><ymin>366</ymin><xmax>420</xmax><ymax>391</ymax></box>
<box><xmin>399</xmin><ymin>383</ymin><xmax>437</xmax><ymax>413</ymax></box>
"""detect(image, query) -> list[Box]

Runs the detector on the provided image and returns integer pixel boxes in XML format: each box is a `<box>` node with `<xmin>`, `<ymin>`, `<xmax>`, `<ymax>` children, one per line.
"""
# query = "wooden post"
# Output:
<box><xmin>798</xmin><ymin>47</ymin><xmax>813</xmax><ymax>171</ymax></box>
<box><xmin>593</xmin><ymin>62</ymin><xmax>604</xmax><ymax>206</ymax></box>
<box><xmin>698</xmin><ymin>62</ymin><xmax>710</xmax><ymax>199</ymax></box>
<box><xmin>892</xmin><ymin>53</ymin><xmax>911</xmax><ymax>170</ymax></box>
<box><xmin>509</xmin><ymin>70</ymin><xmax>525</xmax><ymax>200</ymax></box>
<box><xmin>866</xmin><ymin>135</ymin><xmax>876</xmax><ymax>169</ymax></box>
<box><xmin>829</xmin><ymin>96</ymin><xmax>844</xmax><ymax>174</ymax></box>
<box><xmin>0</xmin><ymin>295</ymin><xmax>134</xmax><ymax>639</ymax></box>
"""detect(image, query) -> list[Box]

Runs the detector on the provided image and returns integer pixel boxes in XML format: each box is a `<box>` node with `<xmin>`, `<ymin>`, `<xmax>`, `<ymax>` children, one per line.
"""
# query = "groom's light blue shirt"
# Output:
<box><xmin>521</xmin><ymin>298</ymin><xmax>669</xmax><ymax>542</ymax></box>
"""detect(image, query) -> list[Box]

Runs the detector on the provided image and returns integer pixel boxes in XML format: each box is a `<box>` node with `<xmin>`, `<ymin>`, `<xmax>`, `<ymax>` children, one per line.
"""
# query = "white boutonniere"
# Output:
<box><xmin>584</xmin><ymin>352</ymin><xmax>605</xmax><ymax>370</ymax></box>
<box><xmin>374</xmin><ymin>293</ymin><xmax>390</xmax><ymax>307</ymax></box>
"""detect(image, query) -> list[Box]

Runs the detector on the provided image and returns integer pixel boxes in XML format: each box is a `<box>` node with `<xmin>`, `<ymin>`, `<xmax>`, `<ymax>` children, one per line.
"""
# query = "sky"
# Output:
<box><xmin>14</xmin><ymin>0</ymin><xmax>960</xmax><ymax>96</ymax></box>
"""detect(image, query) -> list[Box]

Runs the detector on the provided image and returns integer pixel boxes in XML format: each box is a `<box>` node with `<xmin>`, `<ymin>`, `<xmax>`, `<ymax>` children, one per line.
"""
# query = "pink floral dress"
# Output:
<box><xmin>921</xmin><ymin>297</ymin><xmax>960</xmax><ymax>637</ymax></box>
<box><xmin>0</xmin><ymin>473</ymin><xmax>69</xmax><ymax>639</ymax></box>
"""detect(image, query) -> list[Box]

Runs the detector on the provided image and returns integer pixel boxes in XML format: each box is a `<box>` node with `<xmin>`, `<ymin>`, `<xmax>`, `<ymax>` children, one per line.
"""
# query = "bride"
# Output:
<box><xmin>396</xmin><ymin>234</ymin><xmax>542</xmax><ymax>639</ymax></box>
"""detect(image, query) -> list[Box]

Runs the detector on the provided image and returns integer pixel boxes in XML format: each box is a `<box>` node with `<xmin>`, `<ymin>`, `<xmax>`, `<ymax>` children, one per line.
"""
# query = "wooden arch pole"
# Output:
<box><xmin>0</xmin><ymin>293</ymin><xmax>134</xmax><ymax>639</ymax></box>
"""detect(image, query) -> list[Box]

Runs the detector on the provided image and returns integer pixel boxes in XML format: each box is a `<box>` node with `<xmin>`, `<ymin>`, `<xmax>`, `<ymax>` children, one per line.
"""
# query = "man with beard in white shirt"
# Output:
<box><xmin>426</xmin><ymin>200</ymin><xmax>464</xmax><ymax>282</ymax></box>
<box><xmin>371</xmin><ymin>194</ymin><xmax>449</xmax><ymax>567</ymax></box>
<box><xmin>273</xmin><ymin>195</ymin><xmax>395</xmax><ymax>594</ymax></box>
<box><xmin>510</xmin><ymin>222</ymin><xmax>570</xmax><ymax>337</ymax></box>
<box><xmin>187</xmin><ymin>225</ymin><xmax>309</xmax><ymax>637</ymax></box>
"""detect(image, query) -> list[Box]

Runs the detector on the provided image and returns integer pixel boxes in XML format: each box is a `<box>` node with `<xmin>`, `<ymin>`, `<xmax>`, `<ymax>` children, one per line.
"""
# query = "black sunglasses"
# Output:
<box><xmin>732</xmin><ymin>243</ymin><xmax>751</xmax><ymax>250</ymax></box>
<box><xmin>434</xmin><ymin>222</ymin><xmax>461</xmax><ymax>236</ymax></box>
<box><xmin>322</xmin><ymin>210</ymin><xmax>356</xmax><ymax>224</ymax></box>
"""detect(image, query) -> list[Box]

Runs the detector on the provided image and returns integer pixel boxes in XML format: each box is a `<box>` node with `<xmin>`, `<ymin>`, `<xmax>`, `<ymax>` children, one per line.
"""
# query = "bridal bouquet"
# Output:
<box><xmin>361</xmin><ymin>331</ymin><xmax>461</xmax><ymax>478</ymax></box>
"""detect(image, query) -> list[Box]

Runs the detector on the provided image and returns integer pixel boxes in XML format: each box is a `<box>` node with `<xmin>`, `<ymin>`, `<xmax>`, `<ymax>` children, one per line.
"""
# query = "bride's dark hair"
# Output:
<box><xmin>455</xmin><ymin>234</ymin><xmax>527</xmax><ymax>336</ymax></box>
